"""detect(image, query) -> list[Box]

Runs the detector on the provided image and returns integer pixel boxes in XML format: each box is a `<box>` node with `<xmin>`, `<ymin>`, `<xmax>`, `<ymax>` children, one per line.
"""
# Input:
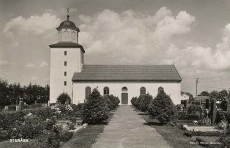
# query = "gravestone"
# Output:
<box><xmin>212</xmin><ymin>99</ymin><xmax>217</xmax><ymax>125</ymax></box>
<box><xmin>16</xmin><ymin>106</ymin><xmax>19</xmax><ymax>111</ymax></box>
<box><xmin>47</xmin><ymin>100</ymin><xmax>50</xmax><ymax>107</ymax></box>
<box><xmin>4</xmin><ymin>106</ymin><xmax>8</xmax><ymax>111</ymax></box>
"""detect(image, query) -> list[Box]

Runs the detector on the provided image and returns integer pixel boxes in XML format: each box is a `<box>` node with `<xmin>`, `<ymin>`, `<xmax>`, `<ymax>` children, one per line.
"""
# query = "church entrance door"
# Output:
<box><xmin>121</xmin><ymin>93</ymin><xmax>128</xmax><ymax>104</ymax></box>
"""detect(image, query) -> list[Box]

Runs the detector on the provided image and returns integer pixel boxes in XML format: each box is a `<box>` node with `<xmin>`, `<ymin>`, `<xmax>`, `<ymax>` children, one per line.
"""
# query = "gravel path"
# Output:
<box><xmin>91</xmin><ymin>105</ymin><xmax>173</xmax><ymax>148</ymax></box>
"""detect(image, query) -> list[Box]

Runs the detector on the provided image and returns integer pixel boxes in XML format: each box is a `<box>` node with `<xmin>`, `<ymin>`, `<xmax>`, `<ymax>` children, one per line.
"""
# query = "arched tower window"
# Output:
<box><xmin>104</xmin><ymin>87</ymin><xmax>109</xmax><ymax>95</ymax></box>
<box><xmin>85</xmin><ymin>86</ymin><xmax>91</xmax><ymax>99</ymax></box>
<box><xmin>140</xmin><ymin>87</ymin><xmax>146</xmax><ymax>95</ymax></box>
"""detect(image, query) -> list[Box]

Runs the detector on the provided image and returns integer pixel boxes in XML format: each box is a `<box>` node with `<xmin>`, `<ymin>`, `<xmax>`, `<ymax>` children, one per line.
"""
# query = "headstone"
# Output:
<box><xmin>35</xmin><ymin>100</ymin><xmax>37</xmax><ymax>104</ymax></box>
<box><xmin>47</xmin><ymin>100</ymin><xmax>50</xmax><ymax>107</ymax></box>
<box><xmin>212</xmin><ymin>100</ymin><xmax>217</xmax><ymax>125</ymax></box>
<box><xmin>16</xmin><ymin>106</ymin><xmax>19</xmax><ymax>111</ymax></box>
<box><xmin>19</xmin><ymin>101</ymin><xmax>23</xmax><ymax>111</ymax></box>
<box><xmin>206</xmin><ymin>99</ymin><xmax>209</xmax><ymax>109</ymax></box>
<box><xmin>4</xmin><ymin>106</ymin><xmax>8</xmax><ymax>111</ymax></box>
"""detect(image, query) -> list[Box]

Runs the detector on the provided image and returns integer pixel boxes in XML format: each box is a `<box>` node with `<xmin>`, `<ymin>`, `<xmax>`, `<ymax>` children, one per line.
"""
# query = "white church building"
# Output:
<box><xmin>49</xmin><ymin>15</ymin><xmax>182</xmax><ymax>105</ymax></box>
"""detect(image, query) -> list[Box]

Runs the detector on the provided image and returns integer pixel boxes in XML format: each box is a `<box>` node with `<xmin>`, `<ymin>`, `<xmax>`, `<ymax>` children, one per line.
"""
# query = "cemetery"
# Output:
<box><xmin>131</xmin><ymin>88</ymin><xmax>230</xmax><ymax>148</ymax></box>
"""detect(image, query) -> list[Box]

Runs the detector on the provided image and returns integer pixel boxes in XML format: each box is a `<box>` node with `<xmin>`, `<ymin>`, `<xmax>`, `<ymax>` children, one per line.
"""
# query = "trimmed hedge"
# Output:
<box><xmin>184</xmin><ymin>130</ymin><xmax>222</xmax><ymax>136</ymax></box>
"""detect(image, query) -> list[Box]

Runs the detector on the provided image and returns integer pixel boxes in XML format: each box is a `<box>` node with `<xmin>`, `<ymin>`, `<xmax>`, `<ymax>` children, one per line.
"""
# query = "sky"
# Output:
<box><xmin>0</xmin><ymin>0</ymin><xmax>230</xmax><ymax>96</ymax></box>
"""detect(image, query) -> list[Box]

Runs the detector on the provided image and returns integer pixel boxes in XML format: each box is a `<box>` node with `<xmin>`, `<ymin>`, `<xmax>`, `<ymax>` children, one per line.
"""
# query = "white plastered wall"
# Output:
<box><xmin>50</xmin><ymin>47</ymin><xmax>83</xmax><ymax>103</ymax></box>
<box><xmin>72</xmin><ymin>82</ymin><xmax>181</xmax><ymax>105</ymax></box>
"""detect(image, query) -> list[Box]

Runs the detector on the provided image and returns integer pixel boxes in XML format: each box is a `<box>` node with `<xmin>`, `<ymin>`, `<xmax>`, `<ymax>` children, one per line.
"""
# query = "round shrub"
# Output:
<box><xmin>131</xmin><ymin>97</ymin><xmax>138</xmax><ymax>107</ymax></box>
<box><xmin>107</xmin><ymin>95</ymin><xmax>120</xmax><ymax>109</ymax></box>
<box><xmin>59</xmin><ymin>131</ymin><xmax>73</xmax><ymax>142</ymax></box>
<box><xmin>134</xmin><ymin>97</ymin><xmax>143</xmax><ymax>110</ymax></box>
<box><xmin>148</xmin><ymin>88</ymin><xmax>176</xmax><ymax>124</ymax></box>
<box><xmin>139</xmin><ymin>94</ymin><xmax>153</xmax><ymax>112</ymax></box>
<box><xmin>57</xmin><ymin>93</ymin><xmax>71</xmax><ymax>104</ymax></box>
<box><xmin>82</xmin><ymin>89</ymin><xmax>110</xmax><ymax>124</ymax></box>
<box><xmin>103</xmin><ymin>95</ymin><xmax>114</xmax><ymax>110</ymax></box>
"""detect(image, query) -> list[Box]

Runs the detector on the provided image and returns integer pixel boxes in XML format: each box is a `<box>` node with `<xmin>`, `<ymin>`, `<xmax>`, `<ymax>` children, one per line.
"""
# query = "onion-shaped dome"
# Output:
<box><xmin>56</xmin><ymin>15</ymin><xmax>80</xmax><ymax>32</ymax></box>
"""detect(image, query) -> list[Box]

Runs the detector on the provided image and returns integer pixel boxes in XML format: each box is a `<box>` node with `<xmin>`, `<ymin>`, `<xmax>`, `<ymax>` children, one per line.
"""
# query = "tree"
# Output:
<box><xmin>210</xmin><ymin>90</ymin><xmax>219</xmax><ymax>102</ymax></box>
<box><xmin>57</xmin><ymin>93</ymin><xmax>71</xmax><ymax>104</ymax></box>
<box><xmin>82</xmin><ymin>88</ymin><xmax>110</xmax><ymax>124</ymax></box>
<box><xmin>200</xmin><ymin>91</ymin><xmax>210</xmax><ymax>96</ymax></box>
<box><xmin>148</xmin><ymin>87</ymin><xmax>176</xmax><ymax>124</ymax></box>
<box><xmin>181</xmin><ymin>91</ymin><xmax>194</xmax><ymax>103</ymax></box>
<box><xmin>218</xmin><ymin>89</ymin><xmax>229</xmax><ymax>101</ymax></box>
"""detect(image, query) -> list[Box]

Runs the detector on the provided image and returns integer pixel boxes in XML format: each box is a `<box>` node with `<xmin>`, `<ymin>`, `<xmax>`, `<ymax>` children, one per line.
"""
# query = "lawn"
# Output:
<box><xmin>141</xmin><ymin>114</ymin><xmax>205</xmax><ymax>148</ymax></box>
<box><xmin>60</xmin><ymin>111</ymin><xmax>115</xmax><ymax>148</ymax></box>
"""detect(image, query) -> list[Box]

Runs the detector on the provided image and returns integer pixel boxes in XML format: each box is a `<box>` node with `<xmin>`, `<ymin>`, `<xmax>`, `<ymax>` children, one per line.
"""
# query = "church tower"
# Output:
<box><xmin>49</xmin><ymin>14</ymin><xmax>85</xmax><ymax>103</ymax></box>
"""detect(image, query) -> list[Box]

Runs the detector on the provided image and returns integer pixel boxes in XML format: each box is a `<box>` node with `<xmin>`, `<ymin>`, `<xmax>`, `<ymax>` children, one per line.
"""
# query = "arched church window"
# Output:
<box><xmin>122</xmin><ymin>87</ymin><xmax>128</xmax><ymax>93</ymax></box>
<box><xmin>140</xmin><ymin>87</ymin><xmax>146</xmax><ymax>95</ymax></box>
<box><xmin>104</xmin><ymin>87</ymin><xmax>109</xmax><ymax>95</ymax></box>
<box><xmin>85</xmin><ymin>86</ymin><xmax>91</xmax><ymax>99</ymax></box>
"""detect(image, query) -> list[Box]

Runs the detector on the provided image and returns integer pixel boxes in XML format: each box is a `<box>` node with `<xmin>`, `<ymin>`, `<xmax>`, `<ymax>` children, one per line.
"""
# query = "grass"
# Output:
<box><xmin>141</xmin><ymin>114</ymin><xmax>205</xmax><ymax>148</ymax></box>
<box><xmin>60</xmin><ymin>111</ymin><xmax>115</xmax><ymax>148</ymax></box>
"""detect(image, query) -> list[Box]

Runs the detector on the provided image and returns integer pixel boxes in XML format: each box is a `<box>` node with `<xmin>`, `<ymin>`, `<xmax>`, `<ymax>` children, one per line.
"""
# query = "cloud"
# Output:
<box><xmin>26</xmin><ymin>63</ymin><xmax>35</xmax><ymax>68</ymax></box>
<box><xmin>162</xmin><ymin>23</ymin><xmax>230</xmax><ymax>71</ymax></box>
<box><xmin>40</xmin><ymin>61</ymin><xmax>48</xmax><ymax>67</ymax></box>
<box><xmin>79</xmin><ymin>7</ymin><xmax>195</xmax><ymax>64</ymax></box>
<box><xmin>31</xmin><ymin>76</ymin><xmax>38</xmax><ymax>81</ymax></box>
<box><xmin>4</xmin><ymin>13</ymin><xmax>61</xmax><ymax>37</ymax></box>
<box><xmin>0</xmin><ymin>60</ymin><xmax>9</xmax><ymax>65</ymax></box>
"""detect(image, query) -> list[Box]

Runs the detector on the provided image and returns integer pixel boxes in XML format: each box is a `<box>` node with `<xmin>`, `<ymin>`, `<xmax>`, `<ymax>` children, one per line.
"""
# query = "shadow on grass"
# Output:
<box><xmin>144</xmin><ymin>121</ymin><xmax>164</xmax><ymax>126</ymax></box>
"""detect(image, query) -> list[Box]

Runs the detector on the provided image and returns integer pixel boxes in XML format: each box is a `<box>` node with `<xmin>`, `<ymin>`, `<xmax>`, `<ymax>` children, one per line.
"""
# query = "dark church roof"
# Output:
<box><xmin>49</xmin><ymin>42</ymin><xmax>85</xmax><ymax>53</ymax></box>
<box><xmin>72</xmin><ymin>65</ymin><xmax>182</xmax><ymax>82</ymax></box>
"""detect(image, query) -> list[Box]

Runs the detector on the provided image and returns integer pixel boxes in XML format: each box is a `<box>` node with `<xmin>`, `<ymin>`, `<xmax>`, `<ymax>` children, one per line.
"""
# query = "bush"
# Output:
<box><xmin>178</xmin><ymin>114</ymin><xmax>201</xmax><ymax>120</ymax></box>
<box><xmin>57</xmin><ymin>93</ymin><xmax>71</xmax><ymax>104</ymax></box>
<box><xmin>24</xmin><ymin>107</ymin><xmax>54</xmax><ymax>120</ymax></box>
<box><xmin>135</xmin><ymin>97</ymin><xmax>143</xmax><ymax>110</ymax></box>
<box><xmin>107</xmin><ymin>95</ymin><xmax>120</xmax><ymax>109</ymax></box>
<box><xmin>187</xmin><ymin>104</ymin><xmax>202</xmax><ymax>115</ymax></box>
<box><xmin>82</xmin><ymin>88</ymin><xmax>110</xmax><ymax>124</ymax></box>
<box><xmin>70</xmin><ymin>103</ymin><xmax>84</xmax><ymax>117</ymax></box>
<box><xmin>139</xmin><ymin>94</ymin><xmax>153</xmax><ymax>112</ymax></box>
<box><xmin>23</xmin><ymin>103</ymin><xmax>43</xmax><ymax>109</ymax></box>
<box><xmin>60</xmin><ymin>131</ymin><xmax>73</xmax><ymax>142</ymax></box>
<box><xmin>103</xmin><ymin>95</ymin><xmax>114</xmax><ymax>110</ymax></box>
<box><xmin>148</xmin><ymin>87</ymin><xmax>176</xmax><ymax>124</ymax></box>
<box><xmin>8</xmin><ymin>117</ymin><xmax>46</xmax><ymax>139</ymax></box>
<box><xmin>131</xmin><ymin>97</ymin><xmax>138</xmax><ymax>106</ymax></box>
<box><xmin>216</xmin><ymin>111</ymin><xmax>230</xmax><ymax>124</ymax></box>
<box><xmin>0</xmin><ymin>111</ymin><xmax>25</xmax><ymax>130</ymax></box>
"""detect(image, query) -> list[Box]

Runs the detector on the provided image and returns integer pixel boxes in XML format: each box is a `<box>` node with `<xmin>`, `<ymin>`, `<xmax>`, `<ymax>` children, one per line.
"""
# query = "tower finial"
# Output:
<box><xmin>67</xmin><ymin>8</ymin><xmax>70</xmax><ymax>21</ymax></box>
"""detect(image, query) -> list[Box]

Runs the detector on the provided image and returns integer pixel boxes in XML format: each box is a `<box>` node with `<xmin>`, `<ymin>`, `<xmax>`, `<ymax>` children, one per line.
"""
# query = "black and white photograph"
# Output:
<box><xmin>0</xmin><ymin>0</ymin><xmax>230</xmax><ymax>148</ymax></box>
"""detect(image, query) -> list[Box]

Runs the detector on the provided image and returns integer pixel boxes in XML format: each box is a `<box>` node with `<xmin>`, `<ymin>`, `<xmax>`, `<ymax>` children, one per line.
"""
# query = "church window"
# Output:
<box><xmin>104</xmin><ymin>87</ymin><xmax>109</xmax><ymax>95</ymax></box>
<box><xmin>64</xmin><ymin>81</ymin><xmax>67</xmax><ymax>86</ymax></box>
<box><xmin>140</xmin><ymin>87</ymin><xmax>146</xmax><ymax>95</ymax></box>
<box><xmin>64</xmin><ymin>61</ymin><xmax>67</xmax><ymax>66</ymax></box>
<box><xmin>85</xmin><ymin>87</ymin><xmax>91</xmax><ymax>99</ymax></box>
<box><xmin>64</xmin><ymin>72</ymin><xmax>67</xmax><ymax>76</ymax></box>
<box><xmin>122</xmin><ymin>87</ymin><xmax>128</xmax><ymax>93</ymax></box>
<box><xmin>64</xmin><ymin>51</ymin><xmax>67</xmax><ymax>55</ymax></box>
